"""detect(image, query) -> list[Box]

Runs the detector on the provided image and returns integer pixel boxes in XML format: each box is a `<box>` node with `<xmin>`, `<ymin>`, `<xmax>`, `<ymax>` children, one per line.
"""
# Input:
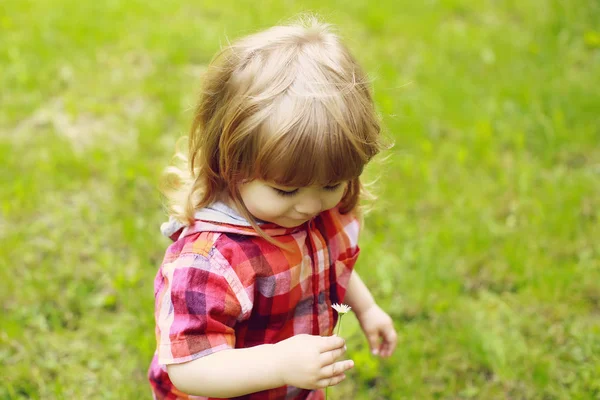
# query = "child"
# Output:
<box><xmin>148</xmin><ymin>16</ymin><xmax>397</xmax><ymax>400</ymax></box>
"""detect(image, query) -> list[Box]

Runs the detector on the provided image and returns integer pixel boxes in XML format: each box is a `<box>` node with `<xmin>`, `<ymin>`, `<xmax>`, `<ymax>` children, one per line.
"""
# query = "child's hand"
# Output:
<box><xmin>274</xmin><ymin>334</ymin><xmax>354</xmax><ymax>390</ymax></box>
<box><xmin>355</xmin><ymin>304</ymin><xmax>397</xmax><ymax>357</ymax></box>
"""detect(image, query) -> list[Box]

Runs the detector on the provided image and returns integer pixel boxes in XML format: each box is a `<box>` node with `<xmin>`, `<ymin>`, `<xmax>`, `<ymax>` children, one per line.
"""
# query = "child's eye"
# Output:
<box><xmin>323</xmin><ymin>183</ymin><xmax>342</xmax><ymax>192</ymax></box>
<box><xmin>273</xmin><ymin>188</ymin><xmax>299</xmax><ymax>197</ymax></box>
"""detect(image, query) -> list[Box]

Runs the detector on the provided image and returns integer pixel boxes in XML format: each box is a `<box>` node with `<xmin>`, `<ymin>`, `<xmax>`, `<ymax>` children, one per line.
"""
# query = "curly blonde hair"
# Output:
<box><xmin>161</xmin><ymin>15</ymin><xmax>383</xmax><ymax>245</ymax></box>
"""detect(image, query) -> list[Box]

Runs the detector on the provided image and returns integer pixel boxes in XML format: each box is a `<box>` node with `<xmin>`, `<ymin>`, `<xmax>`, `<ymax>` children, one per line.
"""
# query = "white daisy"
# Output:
<box><xmin>331</xmin><ymin>303</ymin><xmax>352</xmax><ymax>314</ymax></box>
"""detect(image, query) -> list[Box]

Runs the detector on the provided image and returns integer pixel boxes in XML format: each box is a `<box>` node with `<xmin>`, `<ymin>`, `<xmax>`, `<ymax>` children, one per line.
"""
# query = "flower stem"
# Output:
<box><xmin>326</xmin><ymin>314</ymin><xmax>345</xmax><ymax>400</ymax></box>
<box><xmin>336</xmin><ymin>314</ymin><xmax>344</xmax><ymax>336</ymax></box>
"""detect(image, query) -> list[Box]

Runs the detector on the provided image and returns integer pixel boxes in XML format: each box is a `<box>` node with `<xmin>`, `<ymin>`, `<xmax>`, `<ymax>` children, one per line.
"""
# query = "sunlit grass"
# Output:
<box><xmin>1</xmin><ymin>0</ymin><xmax>599</xmax><ymax>398</ymax></box>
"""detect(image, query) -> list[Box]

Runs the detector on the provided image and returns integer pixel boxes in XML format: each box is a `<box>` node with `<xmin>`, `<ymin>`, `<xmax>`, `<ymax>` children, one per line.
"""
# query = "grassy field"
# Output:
<box><xmin>1</xmin><ymin>0</ymin><xmax>599</xmax><ymax>398</ymax></box>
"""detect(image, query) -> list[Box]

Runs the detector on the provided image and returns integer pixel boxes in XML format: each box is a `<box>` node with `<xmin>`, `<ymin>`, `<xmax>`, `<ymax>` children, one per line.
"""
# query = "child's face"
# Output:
<box><xmin>238</xmin><ymin>180</ymin><xmax>348</xmax><ymax>228</ymax></box>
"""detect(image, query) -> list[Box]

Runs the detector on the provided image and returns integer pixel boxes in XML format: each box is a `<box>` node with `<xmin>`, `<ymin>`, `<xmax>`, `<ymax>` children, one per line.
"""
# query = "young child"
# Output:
<box><xmin>148</xmin><ymin>16</ymin><xmax>397</xmax><ymax>400</ymax></box>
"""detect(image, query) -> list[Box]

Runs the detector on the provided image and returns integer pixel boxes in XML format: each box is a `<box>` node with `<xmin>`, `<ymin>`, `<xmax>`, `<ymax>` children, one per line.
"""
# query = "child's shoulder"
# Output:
<box><xmin>163</xmin><ymin>229</ymin><xmax>264</xmax><ymax>267</ymax></box>
<box><xmin>159</xmin><ymin>231</ymin><xmax>253</xmax><ymax>282</ymax></box>
<box><xmin>163</xmin><ymin>231</ymin><xmax>222</xmax><ymax>264</ymax></box>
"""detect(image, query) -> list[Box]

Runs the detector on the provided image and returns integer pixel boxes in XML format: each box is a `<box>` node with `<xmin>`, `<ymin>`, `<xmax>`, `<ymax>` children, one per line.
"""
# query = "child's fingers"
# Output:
<box><xmin>317</xmin><ymin>372</ymin><xmax>346</xmax><ymax>389</ymax></box>
<box><xmin>380</xmin><ymin>341</ymin><xmax>391</xmax><ymax>357</ymax></box>
<box><xmin>366</xmin><ymin>331</ymin><xmax>380</xmax><ymax>355</ymax></box>
<box><xmin>320</xmin><ymin>344</ymin><xmax>347</xmax><ymax>366</ymax></box>
<box><xmin>380</xmin><ymin>326</ymin><xmax>398</xmax><ymax>357</ymax></box>
<box><xmin>385</xmin><ymin>327</ymin><xmax>398</xmax><ymax>353</ymax></box>
<box><xmin>322</xmin><ymin>359</ymin><xmax>354</xmax><ymax>380</ymax></box>
<box><xmin>318</xmin><ymin>335</ymin><xmax>345</xmax><ymax>353</ymax></box>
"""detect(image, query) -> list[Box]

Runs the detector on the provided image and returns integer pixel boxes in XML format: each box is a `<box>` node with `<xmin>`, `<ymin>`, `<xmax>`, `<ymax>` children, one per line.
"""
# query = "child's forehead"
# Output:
<box><xmin>251</xmin><ymin>136</ymin><xmax>365</xmax><ymax>187</ymax></box>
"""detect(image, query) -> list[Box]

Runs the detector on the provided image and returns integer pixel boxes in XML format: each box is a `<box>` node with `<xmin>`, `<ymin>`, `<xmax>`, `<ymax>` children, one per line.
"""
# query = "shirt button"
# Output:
<box><xmin>318</xmin><ymin>292</ymin><xmax>325</xmax><ymax>304</ymax></box>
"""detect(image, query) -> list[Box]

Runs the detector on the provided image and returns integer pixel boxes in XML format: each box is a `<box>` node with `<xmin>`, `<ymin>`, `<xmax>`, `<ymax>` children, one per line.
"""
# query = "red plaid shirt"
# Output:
<box><xmin>148</xmin><ymin>205</ymin><xmax>360</xmax><ymax>400</ymax></box>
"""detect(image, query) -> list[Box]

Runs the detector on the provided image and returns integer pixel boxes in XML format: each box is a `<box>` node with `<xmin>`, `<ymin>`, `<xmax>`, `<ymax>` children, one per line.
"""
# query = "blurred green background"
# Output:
<box><xmin>1</xmin><ymin>0</ymin><xmax>599</xmax><ymax>399</ymax></box>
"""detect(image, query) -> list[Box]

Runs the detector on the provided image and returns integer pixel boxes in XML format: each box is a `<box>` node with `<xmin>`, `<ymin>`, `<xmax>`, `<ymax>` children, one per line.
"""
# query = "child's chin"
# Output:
<box><xmin>272</xmin><ymin>218</ymin><xmax>307</xmax><ymax>228</ymax></box>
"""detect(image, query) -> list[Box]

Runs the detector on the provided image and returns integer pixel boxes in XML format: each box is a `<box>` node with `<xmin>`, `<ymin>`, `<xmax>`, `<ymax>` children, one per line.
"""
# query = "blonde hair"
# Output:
<box><xmin>162</xmin><ymin>16</ymin><xmax>384</xmax><ymax>245</ymax></box>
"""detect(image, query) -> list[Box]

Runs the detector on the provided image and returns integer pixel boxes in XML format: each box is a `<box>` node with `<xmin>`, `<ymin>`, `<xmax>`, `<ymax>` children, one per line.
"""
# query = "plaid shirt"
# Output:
<box><xmin>148</xmin><ymin>206</ymin><xmax>360</xmax><ymax>400</ymax></box>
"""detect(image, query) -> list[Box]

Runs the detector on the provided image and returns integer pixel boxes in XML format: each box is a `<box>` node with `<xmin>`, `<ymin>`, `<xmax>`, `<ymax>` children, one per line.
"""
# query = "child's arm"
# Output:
<box><xmin>344</xmin><ymin>270</ymin><xmax>398</xmax><ymax>357</ymax></box>
<box><xmin>167</xmin><ymin>334</ymin><xmax>353</xmax><ymax>398</ymax></box>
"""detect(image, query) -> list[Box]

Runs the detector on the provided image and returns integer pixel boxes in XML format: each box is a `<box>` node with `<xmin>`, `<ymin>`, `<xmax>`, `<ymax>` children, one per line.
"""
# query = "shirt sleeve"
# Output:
<box><xmin>154</xmin><ymin>251</ymin><xmax>244</xmax><ymax>365</ymax></box>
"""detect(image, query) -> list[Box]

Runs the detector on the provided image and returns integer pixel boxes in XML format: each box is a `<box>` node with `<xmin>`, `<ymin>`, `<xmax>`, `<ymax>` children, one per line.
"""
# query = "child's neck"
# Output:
<box><xmin>217</xmin><ymin>192</ymin><xmax>237</xmax><ymax>211</ymax></box>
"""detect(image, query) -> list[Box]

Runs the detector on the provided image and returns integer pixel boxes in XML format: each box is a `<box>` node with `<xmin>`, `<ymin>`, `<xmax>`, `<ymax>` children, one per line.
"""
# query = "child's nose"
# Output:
<box><xmin>295</xmin><ymin>195</ymin><xmax>322</xmax><ymax>216</ymax></box>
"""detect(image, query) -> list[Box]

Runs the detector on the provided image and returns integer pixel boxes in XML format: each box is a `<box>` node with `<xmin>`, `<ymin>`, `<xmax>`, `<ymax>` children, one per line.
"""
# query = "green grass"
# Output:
<box><xmin>1</xmin><ymin>0</ymin><xmax>599</xmax><ymax>398</ymax></box>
